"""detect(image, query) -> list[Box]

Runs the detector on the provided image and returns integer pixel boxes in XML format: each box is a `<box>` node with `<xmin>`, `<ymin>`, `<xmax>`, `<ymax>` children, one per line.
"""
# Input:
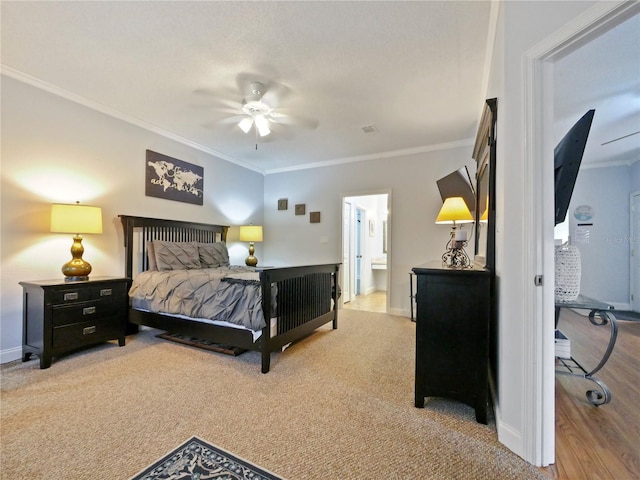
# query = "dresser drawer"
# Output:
<box><xmin>52</xmin><ymin>299</ymin><xmax>126</xmax><ymax>327</ymax></box>
<box><xmin>48</xmin><ymin>282</ymin><xmax>127</xmax><ymax>305</ymax></box>
<box><xmin>52</xmin><ymin>316</ymin><xmax>124</xmax><ymax>350</ymax></box>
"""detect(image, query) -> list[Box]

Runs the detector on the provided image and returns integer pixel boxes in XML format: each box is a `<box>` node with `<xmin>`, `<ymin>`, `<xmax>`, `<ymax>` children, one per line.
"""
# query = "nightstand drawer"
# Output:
<box><xmin>52</xmin><ymin>300</ymin><xmax>126</xmax><ymax>327</ymax></box>
<box><xmin>49</xmin><ymin>282</ymin><xmax>127</xmax><ymax>304</ymax></box>
<box><xmin>52</xmin><ymin>316</ymin><xmax>124</xmax><ymax>350</ymax></box>
<box><xmin>90</xmin><ymin>282</ymin><xmax>127</xmax><ymax>300</ymax></box>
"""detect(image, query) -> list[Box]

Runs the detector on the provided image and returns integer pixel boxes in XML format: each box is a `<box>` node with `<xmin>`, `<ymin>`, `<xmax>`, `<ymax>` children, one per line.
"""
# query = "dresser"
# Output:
<box><xmin>20</xmin><ymin>277</ymin><xmax>129</xmax><ymax>369</ymax></box>
<box><xmin>412</xmin><ymin>262</ymin><xmax>491</xmax><ymax>424</ymax></box>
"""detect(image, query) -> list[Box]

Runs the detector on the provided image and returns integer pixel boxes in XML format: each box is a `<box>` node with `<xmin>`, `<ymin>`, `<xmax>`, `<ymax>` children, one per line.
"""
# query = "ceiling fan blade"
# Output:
<box><xmin>601</xmin><ymin>130</ymin><xmax>640</xmax><ymax>145</ymax></box>
<box><xmin>270</xmin><ymin>112</ymin><xmax>319</xmax><ymax>130</ymax></box>
<box><xmin>262</xmin><ymin>83</ymin><xmax>292</xmax><ymax>107</ymax></box>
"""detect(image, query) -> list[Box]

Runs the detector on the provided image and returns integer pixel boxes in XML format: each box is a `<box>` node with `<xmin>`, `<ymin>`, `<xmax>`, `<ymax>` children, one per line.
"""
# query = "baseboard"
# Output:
<box><xmin>387</xmin><ymin>307</ymin><xmax>411</xmax><ymax>318</ymax></box>
<box><xmin>364</xmin><ymin>286</ymin><xmax>377</xmax><ymax>296</ymax></box>
<box><xmin>1</xmin><ymin>346</ymin><xmax>22</xmax><ymax>365</ymax></box>
<box><xmin>496</xmin><ymin>415</ymin><xmax>525</xmax><ymax>462</ymax></box>
<box><xmin>489</xmin><ymin>368</ymin><xmax>527</xmax><ymax>464</ymax></box>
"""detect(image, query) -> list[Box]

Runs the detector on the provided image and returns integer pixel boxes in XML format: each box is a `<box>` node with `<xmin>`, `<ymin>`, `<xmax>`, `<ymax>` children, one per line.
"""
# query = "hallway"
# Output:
<box><xmin>343</xmin><ymin>290</ymin><xmax>387</xmax><ymax>313</ymax></box>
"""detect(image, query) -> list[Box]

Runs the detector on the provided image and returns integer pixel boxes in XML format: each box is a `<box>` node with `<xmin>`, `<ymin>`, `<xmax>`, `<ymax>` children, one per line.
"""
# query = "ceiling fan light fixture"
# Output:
<box><xmin>254</xmin><ymin>114</ymin><xmax>271</xmax><ymax>137</ymax></box>
<box><xmin>238</xmin><ymin>117</ymin><xmax>253</xmax><ymax>133</ymax></box>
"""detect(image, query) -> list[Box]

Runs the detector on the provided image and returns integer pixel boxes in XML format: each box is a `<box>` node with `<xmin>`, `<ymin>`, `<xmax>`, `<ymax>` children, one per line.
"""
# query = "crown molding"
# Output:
<box><xmin>264</xmin><ymin>138</ymin><xmax>475</xmax><ymax>175</ymax></box>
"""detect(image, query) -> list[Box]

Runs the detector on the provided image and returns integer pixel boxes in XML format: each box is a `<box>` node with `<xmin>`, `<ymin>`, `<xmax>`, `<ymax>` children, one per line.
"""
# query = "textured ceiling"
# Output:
<box><xmin>1</xmin><ymin>2</ymin><xmax>638</xmax><ymax>174</ymax></box>
<box><xmin>1</xmin><ymin>1</ymin><xmax>492</xmax><ymax>173</ymax></box>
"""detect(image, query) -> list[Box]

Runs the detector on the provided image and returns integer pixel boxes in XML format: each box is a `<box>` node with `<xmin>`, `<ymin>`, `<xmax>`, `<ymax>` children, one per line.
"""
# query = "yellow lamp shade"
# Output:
<box><xmin>51</xmin><ymin>203</ymin><xmax>103</xmax><ymax>234</ymax></box>
<box><xmin>435</xmin><ymin>197</ymin><xmax>473</xmax><ymax>224</ymax></box>
<box><xmin>239</xmin><ymin>225</ymin><xmax>263</xmax><ymax>242</ymax></box>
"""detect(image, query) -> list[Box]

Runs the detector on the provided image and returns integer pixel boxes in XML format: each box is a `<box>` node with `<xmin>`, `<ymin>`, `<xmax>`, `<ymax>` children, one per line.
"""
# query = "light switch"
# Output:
<box><xmin>320</xmin><ymin>236</ymin><xmax>329</xmax><ymax>244</ymax></box>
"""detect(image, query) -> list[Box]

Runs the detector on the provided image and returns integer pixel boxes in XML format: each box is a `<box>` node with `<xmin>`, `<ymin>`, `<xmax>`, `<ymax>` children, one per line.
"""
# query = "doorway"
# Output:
<box><xmin>524</xmin><ymin>2</ymin><xmax>639</xmax><ymax>466</ymax></box>
<box><xmin>342</xmin><ymin>192</ymin><xmax>390</xmax><ymax>313</ymax></box>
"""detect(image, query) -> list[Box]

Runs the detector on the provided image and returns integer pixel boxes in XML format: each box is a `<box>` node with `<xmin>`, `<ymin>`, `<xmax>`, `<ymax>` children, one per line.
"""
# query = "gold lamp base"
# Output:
<box><xmin>62</xmin><ymin>234</ymin><xmax>92</xmax><ymax>282</ymax></box>
<box><xmin>245</xmin><ymin>242</ymin><xmax>258</xmax><ymax>267</ymax></box>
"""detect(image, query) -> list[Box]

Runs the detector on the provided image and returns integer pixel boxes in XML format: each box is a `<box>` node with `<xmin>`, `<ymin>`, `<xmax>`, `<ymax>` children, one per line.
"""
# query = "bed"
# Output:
<box><xmin>119</xmin><ymin>215</ymin><xmax>340</xmax><ymax>373</ymax></box>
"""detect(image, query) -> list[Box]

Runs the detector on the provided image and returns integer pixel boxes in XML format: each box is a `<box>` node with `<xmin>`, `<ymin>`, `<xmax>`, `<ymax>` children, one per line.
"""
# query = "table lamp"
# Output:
<box><xmin>435</xmin><ymin>196</ymin><xmax>473</xmax><ymax>268</ymax></box>
<box><xmin>51</xmin><ymin>202</ymin><xmax>103</xmax><ymax>281</ymax></box>
<box><xmin>239</xmin><ymin>225</ymin><xmax>263</xmax><ymax>266</ymax></box>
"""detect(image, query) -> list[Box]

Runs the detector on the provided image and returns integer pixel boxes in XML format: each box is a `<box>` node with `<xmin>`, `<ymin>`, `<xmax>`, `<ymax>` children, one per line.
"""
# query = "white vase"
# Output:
<box><xmin>555</xmin><ymin>243</ymin><xmax>581</xmax><ymax>302</ymax></box>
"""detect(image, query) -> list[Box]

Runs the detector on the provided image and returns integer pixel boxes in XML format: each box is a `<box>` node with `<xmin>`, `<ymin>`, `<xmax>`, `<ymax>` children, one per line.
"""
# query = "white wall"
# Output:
<box><xmin>568</xmin><ymin>165</ymin><xmax>632</xmax><ymax>307</ymax></box>
<box><xmin>0</xmin><ymin>76</ymin><xmax>264</xmax><ymax>362</ymax></box>
<box><xmin>264</xmin><ymin>150</ymin><xmax>475</xmax><ymax>316</ymax></box>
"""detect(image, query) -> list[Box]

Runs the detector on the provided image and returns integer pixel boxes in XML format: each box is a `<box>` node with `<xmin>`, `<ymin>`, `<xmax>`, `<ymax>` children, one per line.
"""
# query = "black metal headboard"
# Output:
<box><xmin>119</xmin><ymin>215</ymin><xmax>229</xmax><ymax>279</ymax></box>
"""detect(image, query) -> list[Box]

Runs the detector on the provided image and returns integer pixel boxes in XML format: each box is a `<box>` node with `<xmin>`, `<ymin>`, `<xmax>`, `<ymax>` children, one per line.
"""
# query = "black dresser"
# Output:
<box><xmin>412</xmin><ymin>262</ymin><xmax>491</xmax><ymax>424</ymax></box>
<box><xmin>20</xmin><ymin>276</ymin><xmax>129</xmax><ymax>368</ymax></box>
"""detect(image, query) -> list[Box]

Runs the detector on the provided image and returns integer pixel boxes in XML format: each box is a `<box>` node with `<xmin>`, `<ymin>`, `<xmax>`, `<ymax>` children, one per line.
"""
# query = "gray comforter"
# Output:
<box><xmin>129</xmin><ymin>266</ymin><xmax>267</xmax><ymax>331</ymax></box>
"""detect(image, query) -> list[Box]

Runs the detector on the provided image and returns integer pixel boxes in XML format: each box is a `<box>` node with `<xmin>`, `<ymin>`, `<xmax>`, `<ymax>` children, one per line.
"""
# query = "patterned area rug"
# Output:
<box><xmin>130</xmin><ymin>436</ymin><xmax>283</xmax><ymax>480</ymax></box>
<box><xmin>156</xmin><ymin>333</ymin><xmax>247</xmax><ymax>356</ymax></box>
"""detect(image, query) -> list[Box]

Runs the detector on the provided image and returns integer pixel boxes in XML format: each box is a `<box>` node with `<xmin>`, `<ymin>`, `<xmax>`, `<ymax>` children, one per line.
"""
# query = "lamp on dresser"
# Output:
<box><xmin>435</xmin><ymin>196</ymin><xmax>473</xmax><ymax>269</ymax></box>
<box><xmin>239</xmin><ymin>224</ymin><xmax>263</xmax><ymax>267</ymax></box>
<box><xmin>50</xmin><ymin>202</ymin><xmax>103</xmax><ymax>281</ymax></box>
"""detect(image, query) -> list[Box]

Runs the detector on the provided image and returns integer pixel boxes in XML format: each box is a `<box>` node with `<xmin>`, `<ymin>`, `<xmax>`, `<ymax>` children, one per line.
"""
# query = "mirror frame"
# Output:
<box><xmin>473</xmin><ymin>98</ymin><xmax>497</xmax><ymax>270</ymax></box>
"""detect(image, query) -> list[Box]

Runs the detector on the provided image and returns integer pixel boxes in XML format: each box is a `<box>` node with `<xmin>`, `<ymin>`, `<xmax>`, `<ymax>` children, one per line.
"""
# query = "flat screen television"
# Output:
<box><xmin>554</xmin><ymin>109</ymin><xmax>595</xmax><ymax>225</ymax></box>
<box><xmin>436</xmin><ymin>166</ymin><xmax>476</xmax><ymax>218</ymax></box>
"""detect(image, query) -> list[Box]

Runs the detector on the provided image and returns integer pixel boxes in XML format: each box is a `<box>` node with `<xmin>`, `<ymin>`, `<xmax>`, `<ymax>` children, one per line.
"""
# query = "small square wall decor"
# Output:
<box><xmin>310</xmin><ymin>212</ymin><xmax>321</xmax><ymax>223</ymax></box>
<box><xmin>278</xmin><ymin>198</ymin><xmax>288</xmax><ymax>210</ymax></box>
<box><xmin>295</xmin><ymin>204</ymin><xmax>306</xmax><ymax>215</ymax></box>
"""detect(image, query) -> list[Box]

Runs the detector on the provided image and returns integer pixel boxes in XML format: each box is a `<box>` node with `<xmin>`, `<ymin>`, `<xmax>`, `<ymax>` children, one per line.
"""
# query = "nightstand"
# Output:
<box><xmin>19</xmin><ymin>276</ymin><xmax>129</xmax><ymax>369</ymax></box>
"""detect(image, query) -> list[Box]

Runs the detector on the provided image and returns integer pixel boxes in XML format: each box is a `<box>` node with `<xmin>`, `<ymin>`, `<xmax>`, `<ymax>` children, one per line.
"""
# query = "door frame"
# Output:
<box><xmin>341</xmin><ymin>189</ymin><xmax>392</xmax><ymax>311</ymax></box>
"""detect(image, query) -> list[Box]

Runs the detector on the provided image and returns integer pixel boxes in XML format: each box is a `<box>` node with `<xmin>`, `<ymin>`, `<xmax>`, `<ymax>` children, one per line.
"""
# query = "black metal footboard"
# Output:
<box><xmin>259</xmin><ymin>264</ymin><xmax>340</xmax><ymax>373</ymax></box>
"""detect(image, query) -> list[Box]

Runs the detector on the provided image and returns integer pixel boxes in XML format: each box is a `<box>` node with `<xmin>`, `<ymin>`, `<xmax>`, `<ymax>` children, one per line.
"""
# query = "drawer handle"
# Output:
<box><xmin>100</xmin><ymin>288</ymin><xmax>113</xmax><ymax>297</ymax></box>
<box><xmin>83</xmin><ymin>306</ymin><xmax>96</xmax><ymax>315</ymax></box>
<box><xmin>64</xmin><ymin>292</ymin><xmax>79</xmax><ymax>301</ymax></box>
<box><xmin>83</xmin><ymin>326</ymin><xmax>96</xmax><ymax>335</ymax></box>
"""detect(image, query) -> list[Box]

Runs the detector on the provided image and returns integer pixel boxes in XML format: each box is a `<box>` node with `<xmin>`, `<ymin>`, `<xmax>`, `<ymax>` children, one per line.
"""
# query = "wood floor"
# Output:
<box><xmin>541</xmin><ymin>309</ymin><xmax>640</xmax><ymax>479</ymax></box>
<box><xmin>342</xmin><ymin>290</ymin><xmax>387</xmax><ymax>313</ymax></box>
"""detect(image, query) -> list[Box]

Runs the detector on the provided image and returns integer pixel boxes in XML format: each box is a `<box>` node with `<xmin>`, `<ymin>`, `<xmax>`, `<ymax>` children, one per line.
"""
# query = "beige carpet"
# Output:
<box><xmin>0</xmin><ymin>310</ymin><xmax>546</xmax><ymax>480</ymax></box>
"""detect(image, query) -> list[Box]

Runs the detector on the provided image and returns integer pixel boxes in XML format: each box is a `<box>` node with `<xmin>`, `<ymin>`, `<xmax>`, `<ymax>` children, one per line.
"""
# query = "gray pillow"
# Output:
<box><xmin>198</xmin><ymin>242</ymin><xmax>230</xmax><ymax>268</ymax></box>
<box><xmin>153</xmin><ymin>241</ymin><xmax>201</xmax><ymax>271</ymax></box>
<box><xmin>146</xmin><ymin>241</ymin><xmax>158</xmax><ymax>271</ymax></box>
